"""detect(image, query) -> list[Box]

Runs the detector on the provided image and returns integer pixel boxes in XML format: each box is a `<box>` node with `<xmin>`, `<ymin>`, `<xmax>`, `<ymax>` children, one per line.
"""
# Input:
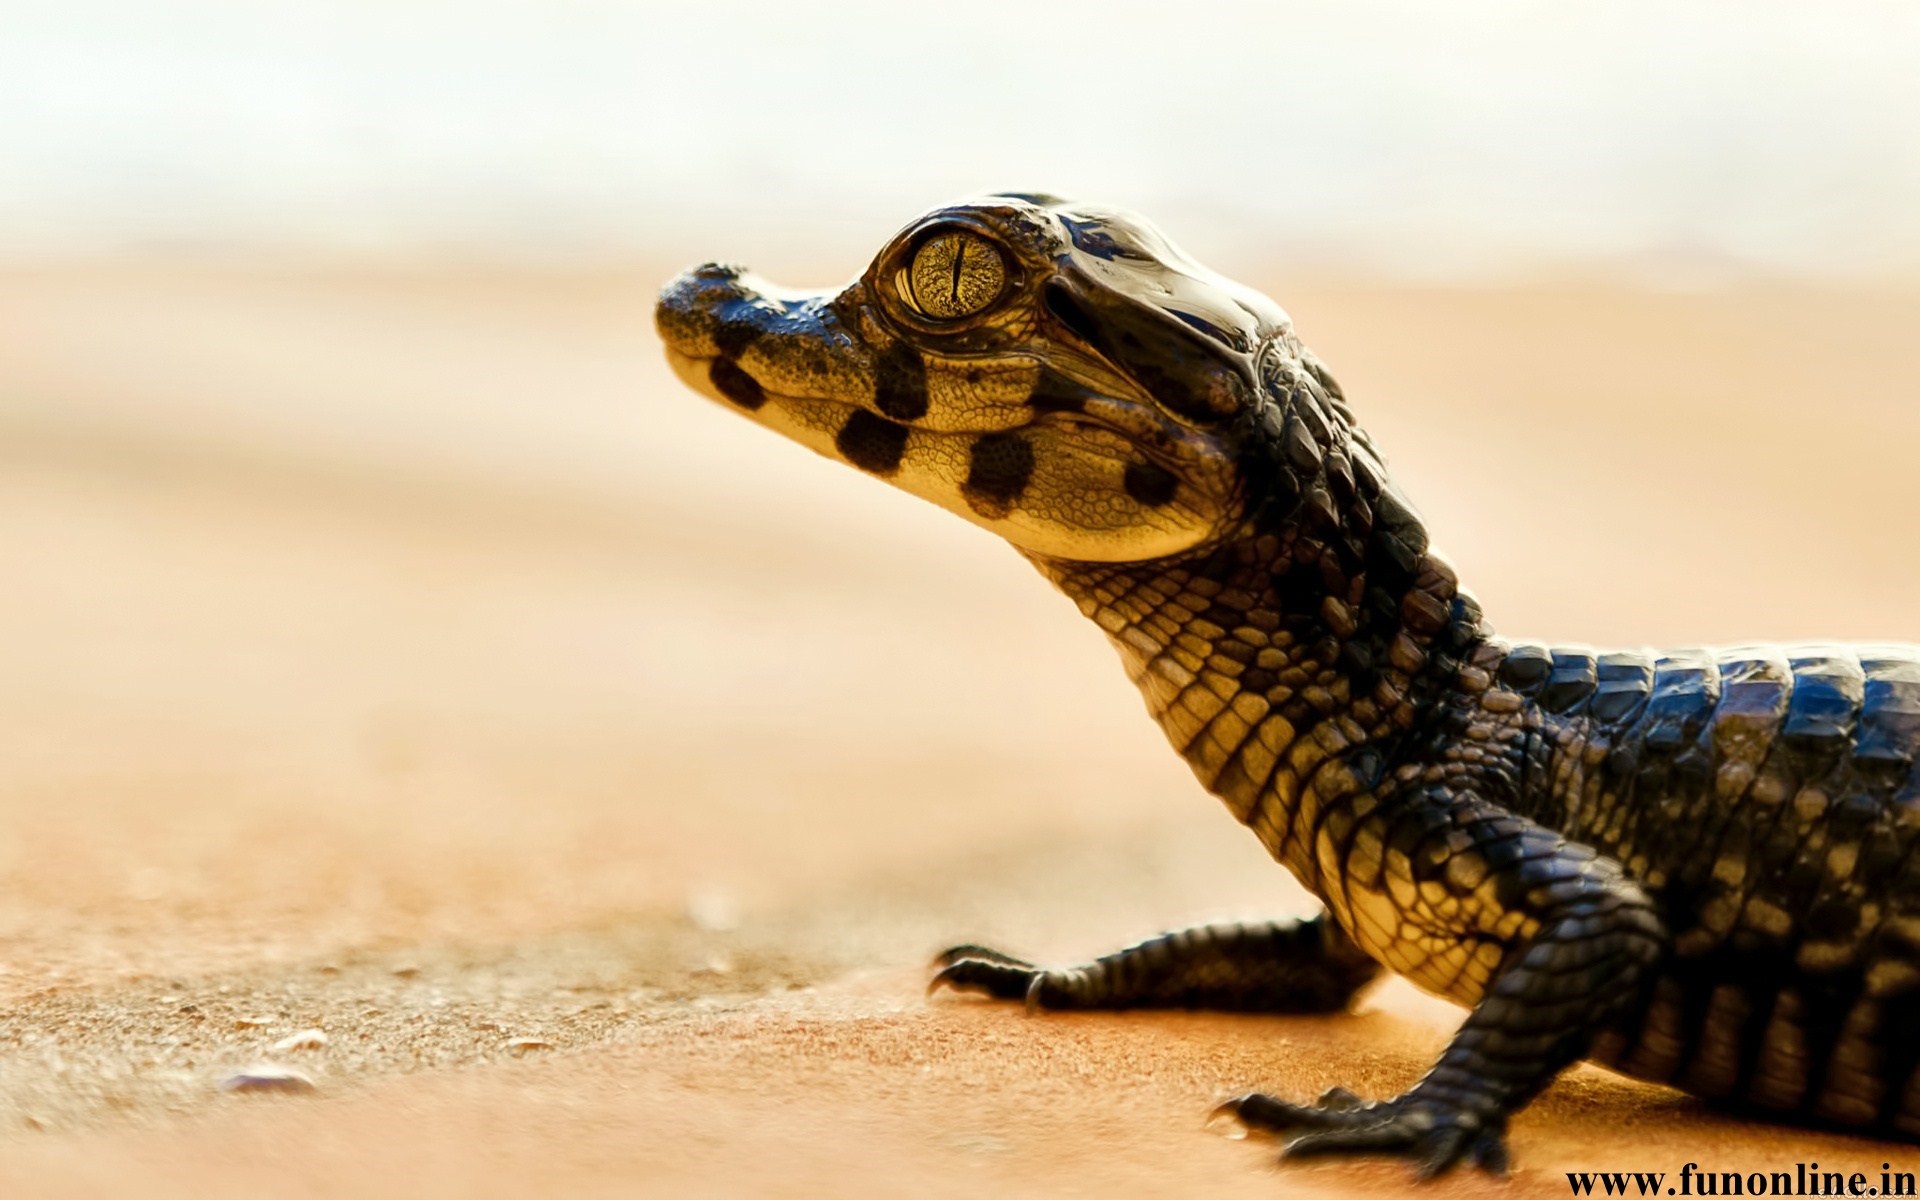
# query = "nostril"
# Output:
<box><xmin>658</xmin><ymin>262</ymin><xmax>753</xmax><ymax>329</ymax></box>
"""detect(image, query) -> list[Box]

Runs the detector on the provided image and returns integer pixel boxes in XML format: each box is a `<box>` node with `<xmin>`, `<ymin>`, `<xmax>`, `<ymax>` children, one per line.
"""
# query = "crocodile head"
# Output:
<box><xmin>656</xmin><ymin>193</ymin><xmax>1335</xmax><ymax>564</ymax></box>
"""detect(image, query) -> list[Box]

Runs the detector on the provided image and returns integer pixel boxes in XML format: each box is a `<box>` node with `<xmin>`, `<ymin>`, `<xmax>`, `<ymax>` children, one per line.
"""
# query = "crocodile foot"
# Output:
<box><xmin>1215</xmin><ymin>1088</ymin><xmax>1509</xmax><ymax>1180</ymax></box>
<box><xmin>928</xmin><ymin>944</ymin><xmax>1051</xmax><ymax>1009</ymax></box>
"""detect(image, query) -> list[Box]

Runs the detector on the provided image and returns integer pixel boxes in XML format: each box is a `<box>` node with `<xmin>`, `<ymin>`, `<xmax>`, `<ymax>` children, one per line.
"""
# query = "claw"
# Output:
<box><xmin>1214</xmin><ymin>1092</ymin><xmax>1325</xmax><ymax>1134</ymax></box>
<box><xmin>1204</xmin><ymin>1102</ymin><xmax>1251</xmax><ymax>1139</ymax></box>
<box><xmin>927</xmin><ymin>951</ymin><xmax>1045</xmax><ymax>1004</ymax></box>
<box><xmin>1410</xmin><ymin>1125</ymin><xmax>1472</xmax><ymax>1181</ymax></box>
<box><xmin>1218</xmin><ymin>1088</ymin><xmax>1510</xmax><ymax>1178</ymax></box>
<box><xmin>926</xmin><ymin>965</ymin><xmax>962</xmax><ymax>998</ymax></box>
<box><xmin>1470</xmin><ymin>1131</ymin><xmax>1510</xmax><ymax>1178</ymax></box>
<box><xmin>930</xmin><ymin>944</ymin><xmax>1032</xmax><ymax>970</ymax></box>
<box><xmin>1281</xmin><ymin>1121</ymin><xmax>1413</xmax><ymax>1160</ymax></box>
<box><xmin>1023</xmin><ymin>972</ymin><xmax>1046</xmax><ymax>1015</ymax></box>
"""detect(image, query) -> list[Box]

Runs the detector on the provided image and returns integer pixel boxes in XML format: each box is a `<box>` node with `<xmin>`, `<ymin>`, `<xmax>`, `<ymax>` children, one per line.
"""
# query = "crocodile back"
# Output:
<box><xmin>1496</xmin><ymin>639</ymin><xmax>1920</xmax><ymax>1128</ymax></box>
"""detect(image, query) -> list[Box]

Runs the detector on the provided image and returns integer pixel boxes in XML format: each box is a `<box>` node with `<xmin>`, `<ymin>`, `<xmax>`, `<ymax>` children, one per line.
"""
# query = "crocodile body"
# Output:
<box><xmin>655</xmin><ymin>194</ymin><xmax>1920</xmax><ymax>1175</ymax></box>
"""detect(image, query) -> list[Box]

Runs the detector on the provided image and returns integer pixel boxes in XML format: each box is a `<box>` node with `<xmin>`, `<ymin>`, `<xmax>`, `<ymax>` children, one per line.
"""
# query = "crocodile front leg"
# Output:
<box><xmin>930</xmin><ymin>915</ymin><xmax>1380</xmax><ymax>1013</ymax></box>
<box><xmin>1221</xmin><ymin>792</ymin><xmax>1669</xmax><ymax>1178</ymax></box>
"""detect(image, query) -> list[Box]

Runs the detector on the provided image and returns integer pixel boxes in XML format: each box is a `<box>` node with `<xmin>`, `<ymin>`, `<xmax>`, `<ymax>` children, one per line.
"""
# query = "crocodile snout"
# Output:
<box><xmin>654</xmin><ymin>262</ymin><xmax>764</xmax><ymax>359</ymax></box>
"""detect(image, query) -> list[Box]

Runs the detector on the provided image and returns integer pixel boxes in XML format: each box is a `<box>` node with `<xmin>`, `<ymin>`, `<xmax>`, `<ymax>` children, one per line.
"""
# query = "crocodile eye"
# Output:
<box><xmin>902</xmin><ymin>231</ymin><xmax>1006</xmax><ymax>321</ymax></box>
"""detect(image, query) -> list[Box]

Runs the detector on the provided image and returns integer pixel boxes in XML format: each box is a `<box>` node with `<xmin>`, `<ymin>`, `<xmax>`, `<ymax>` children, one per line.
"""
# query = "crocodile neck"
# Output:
<box><xmin>1025</xmin><ymin>377</ymin><xmax>1494</xmax><ymax>892</ymax></box>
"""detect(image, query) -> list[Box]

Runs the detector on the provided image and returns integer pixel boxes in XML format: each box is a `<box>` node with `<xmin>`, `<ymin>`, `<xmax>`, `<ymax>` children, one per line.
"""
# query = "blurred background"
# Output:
<box><xmin>8</xmin><ymin>0</ymin><xmax>1920</xmax><ymax>278</ymax></box>
<box><xmin>3</xmin><ymin>4</ymin><xmax>1920</xmax><ymax>1195</ymax></box>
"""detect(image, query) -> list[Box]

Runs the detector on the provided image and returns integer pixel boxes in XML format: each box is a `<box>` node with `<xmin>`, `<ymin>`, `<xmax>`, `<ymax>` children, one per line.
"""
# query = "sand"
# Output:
<box><xmin>2</xmin><ymin>263</ymin><xmax>1920</xmax><ymax>1196</ymax></box>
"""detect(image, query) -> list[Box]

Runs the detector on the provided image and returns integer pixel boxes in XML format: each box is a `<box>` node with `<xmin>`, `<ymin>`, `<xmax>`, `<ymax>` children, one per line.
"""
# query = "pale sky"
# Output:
<box><xmin>5</xmin><ymin>1</ymin><xmax>1919</xmax><ymax>279</ymax></box>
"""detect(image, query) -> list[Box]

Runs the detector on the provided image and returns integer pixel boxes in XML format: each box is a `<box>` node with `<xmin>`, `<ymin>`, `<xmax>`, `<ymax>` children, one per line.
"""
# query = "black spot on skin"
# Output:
<box><xmin>962</xmin><ymin>431</ymin><xmax>1035</xmax><ymax>517</ymax></box>
<box><xmin>873</xmin><ymin>342</ymin><xmax>928</xmax><ymax>421</ymax></box>
<box><xmin>709</xmin><ymin>358</ymin><xmax>765</xmax><ymax>410</ymax></box>
<box><xmin>836</xmin><ymin>409</ymin><xmax>910</xmax><ymax>475</ymax></box>
<box><xmin>712</xmin><ymin>320</ymin><xmax>762</xmax><ymax>359</ymax></box>
<box><xmin>1123</xmin><ymin>460</ymin><xmax>1178</xmax><ymax>507</ymax></box>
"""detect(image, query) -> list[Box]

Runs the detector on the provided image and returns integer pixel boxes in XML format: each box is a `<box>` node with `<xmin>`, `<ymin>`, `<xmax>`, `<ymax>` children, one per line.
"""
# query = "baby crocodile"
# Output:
<box><xmin>655</xmin><ymin>194</ymin><xmax>1920</xmax><ymax>1177</ymax></box>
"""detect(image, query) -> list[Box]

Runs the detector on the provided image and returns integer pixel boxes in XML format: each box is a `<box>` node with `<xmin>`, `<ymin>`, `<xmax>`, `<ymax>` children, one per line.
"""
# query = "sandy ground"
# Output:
<box><xmin>3</xmin><ymin>263</ymin><xmax>1920</xmax><ymax>1197</ymax></box>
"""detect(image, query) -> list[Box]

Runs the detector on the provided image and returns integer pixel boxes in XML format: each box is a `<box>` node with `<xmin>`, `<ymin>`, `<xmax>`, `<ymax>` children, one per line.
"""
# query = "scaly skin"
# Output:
<box><xmin>654</xmin><ymin>194</ymin><xmax>1920</xmax><ymax>1177</ymax></box>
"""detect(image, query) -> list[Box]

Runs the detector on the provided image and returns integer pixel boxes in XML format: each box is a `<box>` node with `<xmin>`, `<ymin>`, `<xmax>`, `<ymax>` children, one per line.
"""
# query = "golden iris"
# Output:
<box><xmin>902</xmin><ymin>231</ymin><xmax>1006</xmax><ymax>321</ymax></box>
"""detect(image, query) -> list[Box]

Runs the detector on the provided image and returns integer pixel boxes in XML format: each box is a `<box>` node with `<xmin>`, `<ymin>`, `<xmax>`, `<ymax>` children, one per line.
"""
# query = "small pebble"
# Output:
<box><xmin>391</xmin><ymin>965</ymin><xmax>422</xmax><ymax>979</ymax></box>
<box><xmin>504</xmin><ymin>1037</ymin><xmax>553</xmax><ymax>1055</ymax></box>
<box><xmin>233</xmin><ymin>1017</ymin><xmax>273</xmax><ymax>1030</ymax></box>
<box><xmin>221</xmin><ymin>1065</ymin><xmax>315</xmax><ymax>1094</ymax></box>
<box><xmin>271</xmin><ymin>1029</ymin><xmax>329</xmax><ymax>1053</ymax></box>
